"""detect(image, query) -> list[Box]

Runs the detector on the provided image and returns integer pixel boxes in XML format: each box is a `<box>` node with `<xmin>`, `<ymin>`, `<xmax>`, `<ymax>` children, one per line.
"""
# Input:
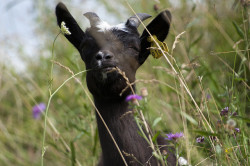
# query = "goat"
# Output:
<box><xmin>55</xmin><ymin>2</ymin><xmax>176</xmax><ymax>166</ymax></box>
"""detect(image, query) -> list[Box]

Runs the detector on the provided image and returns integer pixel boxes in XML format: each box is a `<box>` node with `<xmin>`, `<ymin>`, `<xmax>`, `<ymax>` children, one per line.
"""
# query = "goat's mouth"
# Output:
<box><xmin>94</xmin><ymin>66</ymin><xmax>119</xmax><ymax>81</ymax></box>
<box><xmin>100</xmin><ymin>67</ymin><xmax>117</xmax><ymax>73</ymax></box>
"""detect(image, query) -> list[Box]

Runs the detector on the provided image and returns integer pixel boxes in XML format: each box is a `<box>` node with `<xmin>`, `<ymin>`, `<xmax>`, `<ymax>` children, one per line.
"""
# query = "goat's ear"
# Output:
<box><xmin>138</xmin><ymin>10</ymin><xmax>171</xmax><ymax>65</ymax></box>
<box><xmin>55</xmin><ymin>2</ymin><xmax>85</xmax><ymax>52</ymax></box>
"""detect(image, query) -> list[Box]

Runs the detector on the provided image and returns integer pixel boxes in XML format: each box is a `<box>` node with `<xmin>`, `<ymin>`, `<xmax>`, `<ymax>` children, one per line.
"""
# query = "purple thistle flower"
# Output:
<box><xmin>206</xmin><ymin>94</ymin><xmax>211</xmax><ymax>100</ymax></box>
<box><xmin>235</xmin><ymin>128</ymin><xmax>240</xmax><ymax>133</ymax></box>
<box><xmin>220</xmin><ymin>107</ymin><xmax>229</xmax><ymax>116</ymax></box>
<box><xmin>231</xmin><ymin>112</ymin><xmax>238</xmax><ymax>116</ymax></box>
<box><xmin>125</xmin><ymin>94</ymin><xmax>142</xmax><ymax>102</ymax></box>
<box><xmin>196</xmin><ymin>136</ymin><xmax>205</xmax><ymax>143</ymax></box>
<box><xmin>165</xmin><ymin>132</ymin><xmax>184</xmax><ymax>141</ymax></box>
<box><xmin>32</xmin><ymin>103</ymin><xmax>46</xmax><ymax>119</ymax></box>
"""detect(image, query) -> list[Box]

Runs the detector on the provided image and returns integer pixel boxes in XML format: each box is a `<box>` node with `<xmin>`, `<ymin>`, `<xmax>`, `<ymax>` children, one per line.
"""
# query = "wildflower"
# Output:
<box><xmin>220</xmin><ymin>107</ymin><xmax>229</xmax><ymax>116</ymax></box>
<box><xmin>162</xmin><ymin>150</ymin><xmax>168</xmax><ymax>156</ymax></box>
<box><xmin>60</xmin><ymin>21</ymin><xmax>71</xmax><ymax>35</ymax></box>
<box><xmin>209</xmin><ymin>136</ymin><xmax>217</xmax><ymax>141</ymax></box>
<box><xmin>231</xmin><ymin>111</ymin><xmax>238</xmax><ymax>116</ymax></box>
<box><xmin>196</xmin><ymin>136</ymin><xmax>205</xmax><ymax>143</ymax></box>
<box><xmin>227</xmin><ymin>119</ymin><xmax>236</xmax><ymax>128</ymax></box>
<box><xmin>140</xmin><ymin>87</ymin><xmax>148</xmax><ymax>97</ymax></box>
<box><xmin>165</xmin><ymin>132</ymin><xmax>184</xmax><ymax>141</ymax></box>
<box><xmin>206</xmin><ymin>94</ymin><xmax>211</xmax><ymax>100</ymax></box>
<box><xmin>178</xmin><ymin>156</ymin><xmax>188</xmax><ymax>166</ymax></box>
<box><xmin>32</xmin><ymin>103</ymin><xmax>46</xmax><ymax>119</ymax></box>
<box><xmin>234</xmin><ymin>128</ymin><xmax>240</xmax><ymax>133</ymax></box>
<box><xmin>125</xmin><ymin>94</ymin><xmax>142</xmax><ymax>103</ymax></box>
<box><xmin>225</xmin><ymin>148</ymin><xmax>233</xmax><ymax>154</ymax></box>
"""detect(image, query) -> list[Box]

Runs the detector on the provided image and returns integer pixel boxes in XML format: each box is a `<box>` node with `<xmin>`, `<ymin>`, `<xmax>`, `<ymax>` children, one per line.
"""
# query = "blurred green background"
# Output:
<box><xmin>0</xmin><ymin>0</ymin><xmax>249</xmax><ymax>165</ymax></box>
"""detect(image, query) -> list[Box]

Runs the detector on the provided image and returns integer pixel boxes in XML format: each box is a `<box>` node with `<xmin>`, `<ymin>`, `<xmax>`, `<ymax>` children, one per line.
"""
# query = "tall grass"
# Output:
<box><xmin>0</xmin><ymin>0</ymin><xmax>249</xmax><ymax>165</ymax></box>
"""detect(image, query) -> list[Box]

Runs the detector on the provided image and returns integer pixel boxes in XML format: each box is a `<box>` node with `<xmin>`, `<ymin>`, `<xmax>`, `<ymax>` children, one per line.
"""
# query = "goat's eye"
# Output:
<box><xmin>128</xmin><ymin>45</ymin><xmax>140</xmax><ymax>52</ymax></box>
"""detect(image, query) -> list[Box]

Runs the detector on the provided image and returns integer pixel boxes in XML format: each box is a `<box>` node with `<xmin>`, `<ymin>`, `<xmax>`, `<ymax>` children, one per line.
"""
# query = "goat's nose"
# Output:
<box><xmin>104</xmin><ymin>53</ymin><xmax>113</xmax><ymax>60</ymax></box>
<box><xmin>96</xmin><ymin>52</ymin><xmax>103</xmax><ymax>60</ymax></box>
<box><xmin>95</xmin><ymin>51</ymin><xmax>114</xmax><ymax>61</ymax></box>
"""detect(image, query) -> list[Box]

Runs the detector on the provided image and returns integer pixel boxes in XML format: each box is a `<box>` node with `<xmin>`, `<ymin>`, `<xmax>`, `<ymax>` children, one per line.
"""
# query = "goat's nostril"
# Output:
<box><xmin>104</xmin><ymin>54</ymin><xmax>113</xmax><ymax>60</ymax></box>
<box><xmin>96</xmin><ymin>51</ymin><xmax>113</xmax><ymax>60</ymax></box>
<box><xmin>96</xmin><ymin>52</ymin><xmax>103</xmax><ymax>60</ymax></box>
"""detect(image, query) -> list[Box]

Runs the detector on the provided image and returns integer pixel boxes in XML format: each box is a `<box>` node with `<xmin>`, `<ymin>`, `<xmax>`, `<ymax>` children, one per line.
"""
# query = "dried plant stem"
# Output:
<box><xmin>194</xmin><ymin>154</ymin><xmax>215</xmax><ymax>166</ymax></box>
<box><xmin>179</xmin><ymin>83</ymin><xmax>190</xmax><ymax>162</ymax></box>
<box><xmin>211</xmin><ymin>49</ymin><xmax>250</xmax><ymax>55</ymax></box>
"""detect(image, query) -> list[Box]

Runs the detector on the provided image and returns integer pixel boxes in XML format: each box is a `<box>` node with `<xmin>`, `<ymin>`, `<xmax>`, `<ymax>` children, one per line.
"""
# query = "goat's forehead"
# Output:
<box><xmin>86</xmin><ymin>25</ymin><xmax>139</xmax><ymax>46</ymax></box>
<box><xmin>86</xmin><ymin>18</ymin><xmax>139</xmax><ymax>36</ymax></box>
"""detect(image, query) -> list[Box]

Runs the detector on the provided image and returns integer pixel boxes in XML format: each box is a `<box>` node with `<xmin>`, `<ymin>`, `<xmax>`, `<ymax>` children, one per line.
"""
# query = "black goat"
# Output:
<box><xmin>56</xmin><ymin>2</ymin><xmax>176</xmax><ymax>166</ymax></box>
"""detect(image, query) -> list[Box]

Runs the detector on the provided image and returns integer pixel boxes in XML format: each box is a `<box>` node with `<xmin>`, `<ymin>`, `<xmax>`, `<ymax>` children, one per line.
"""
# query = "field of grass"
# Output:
<box><xmin>0</xmin><ymin>0</ymin><xmax>249</xmax><ymax>165</ymax></box>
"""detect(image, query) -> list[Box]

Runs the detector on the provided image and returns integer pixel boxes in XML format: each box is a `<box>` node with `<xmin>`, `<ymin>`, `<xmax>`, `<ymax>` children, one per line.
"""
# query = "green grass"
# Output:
<box><xmin>0</xmin><ymin>0</ymin><xmax>249</xmax><ymax>165</ymax></box>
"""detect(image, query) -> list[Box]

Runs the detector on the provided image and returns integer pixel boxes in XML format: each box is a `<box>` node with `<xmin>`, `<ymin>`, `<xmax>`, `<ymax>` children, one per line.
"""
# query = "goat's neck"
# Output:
<box><xmin>95</xmin><ymin>97</ymin><xmax>129</xmax><ymax>120</ymax></box>
<box><xmin>94</xmin><ymin>97</ymin><xmax>154</xmax><ymax>165</ymax></box>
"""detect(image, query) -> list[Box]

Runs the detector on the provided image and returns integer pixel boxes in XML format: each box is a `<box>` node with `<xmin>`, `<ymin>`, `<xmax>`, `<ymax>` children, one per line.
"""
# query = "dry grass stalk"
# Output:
<box><xmin>171</xmin><ymin>31</ymin><xmax>186</xmax><ymax>54</ymax></box>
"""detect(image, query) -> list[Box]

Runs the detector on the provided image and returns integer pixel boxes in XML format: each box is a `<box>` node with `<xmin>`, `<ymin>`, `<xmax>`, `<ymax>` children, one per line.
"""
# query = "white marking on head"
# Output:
<box><xmin>96</xmin><ymin>21</ymin><xmax>112</xmax><ymax>32</ymax></box>
<box><xmin>114</xmin><ymin>23</ymin><xmax>129</xmax><ymax>32</ymax></box>
<box><xmin>96</xmin><ymin>21</ymin><xmax>129</xmax><ymax>33</ymax></box>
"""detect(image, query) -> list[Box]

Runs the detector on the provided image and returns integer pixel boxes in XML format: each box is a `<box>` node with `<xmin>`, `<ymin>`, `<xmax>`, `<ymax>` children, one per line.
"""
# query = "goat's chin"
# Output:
<box><xmin>87</xmin><ymin>70</ymin><xmax>129</xmax><ymax>100</ymax></box>
<box><xmin>97</xmin><ymin>69</ymin><xmax>119</xmax><ymax>82</ymax></box>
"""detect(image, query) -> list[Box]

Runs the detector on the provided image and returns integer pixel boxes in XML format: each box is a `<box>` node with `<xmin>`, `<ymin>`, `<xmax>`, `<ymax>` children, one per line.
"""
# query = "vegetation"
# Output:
<box><xmin>0</xmin><ymin>0</ymin><xmax>249</xmax><ymax>165</ymax></box>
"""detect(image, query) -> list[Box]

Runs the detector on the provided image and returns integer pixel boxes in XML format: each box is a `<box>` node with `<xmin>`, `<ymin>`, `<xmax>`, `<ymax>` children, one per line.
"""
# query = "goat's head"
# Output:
<box><xmin>55</xmin><ymin>2</ymin><xmax>171</xmax><ymax>101</ymax></box>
